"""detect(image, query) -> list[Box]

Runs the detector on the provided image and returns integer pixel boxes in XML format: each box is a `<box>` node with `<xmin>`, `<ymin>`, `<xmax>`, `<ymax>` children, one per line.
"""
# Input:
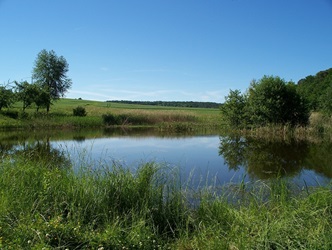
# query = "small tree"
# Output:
<box><xmin>221</xmin><ymin>76</ymin><xmax>310</xmax><ymax>128</ymax></box>
<box><xmin>220</xmin><ymin>89</ymin><xmax>248</xmax><ymax>128</ymax></box>
<box><xmin>15</xmin><ymin>81</ymin><xmax>40</xmax><ymax>111</ymax></box>
<box><xmin>35</xmin><ymin>88</ymin><xmax>52</xmax><ymax>112</ymax></box>
<box><xmin>32</xmin><ymin>49</ymin><xmax>72</xmax><ymax>112</ymax></box>
<box><xmin>247</xmin><ymin>76</ymin><xmax>309</xmax><ymax>126</ymax></box>
<box><xmin>0</xmin><ymin>85</ymin><xmax>15</xmax><ymax>111</ymax></box>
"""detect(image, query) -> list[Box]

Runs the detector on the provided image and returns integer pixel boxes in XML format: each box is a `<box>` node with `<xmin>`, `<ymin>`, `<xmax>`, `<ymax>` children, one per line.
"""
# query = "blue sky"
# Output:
<box><xmin>1</xmin><ymin>0</ymin><xmax>331</xmax><ymax>102</ymax></box>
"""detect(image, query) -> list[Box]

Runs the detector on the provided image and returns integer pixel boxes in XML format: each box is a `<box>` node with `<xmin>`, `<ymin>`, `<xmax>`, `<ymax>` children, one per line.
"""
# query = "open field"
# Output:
<box><xmin>0</xmin><ymin>150</ymin><xmax>331</xmax><ymax>249</ymax></box>
<box><xmin>0</xmin><ymin>98</ymin><xmax>221</xmax><ymax>130</ymax></box>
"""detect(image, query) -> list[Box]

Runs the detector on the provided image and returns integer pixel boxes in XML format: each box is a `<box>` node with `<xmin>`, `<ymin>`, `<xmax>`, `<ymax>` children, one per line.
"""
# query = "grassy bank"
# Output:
<box><xmin>0</xmin><ymin>98</ymin><xmax>221</xmax><ymax>130</ymax></box>
<box><xmin>220</xmin><ymin>112</ymin><xmax>332</xmax><ymax>142</ymax></box>
<box><xmin>0</xmin><ymin>150</ymin><xmax>331</xmax><ymax>249</ymax></box>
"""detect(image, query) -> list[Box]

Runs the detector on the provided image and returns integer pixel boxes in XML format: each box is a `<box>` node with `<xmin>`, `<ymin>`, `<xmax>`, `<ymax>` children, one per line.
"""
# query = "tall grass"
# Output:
<box><xmin>0</xmin><ymin>150</ymin><xmax>331</xmax><ymax>249</ymax></box>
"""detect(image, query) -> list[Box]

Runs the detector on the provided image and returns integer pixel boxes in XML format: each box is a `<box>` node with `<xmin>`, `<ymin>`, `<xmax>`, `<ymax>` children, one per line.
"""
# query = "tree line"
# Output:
<box><xmin>107</xmin><ymin>100</ymin><xmax>221</xmax><ymax>109</ymax></box>
<box><xmin>296</xmin><ymin>68</ymin><xmax>332</xmax><ymax>114</ymax></box>
<box><xmin>0</xmin><ymin>49</ymin><xmax>71</xmax><ymax>112</ymax></box>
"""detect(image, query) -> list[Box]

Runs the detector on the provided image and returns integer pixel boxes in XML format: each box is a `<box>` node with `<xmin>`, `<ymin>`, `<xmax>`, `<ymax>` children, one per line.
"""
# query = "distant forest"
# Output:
<box><xmin>106</xmin><ymin>100</ymin><xmax>221</xmax><ymax>109</ymax></box>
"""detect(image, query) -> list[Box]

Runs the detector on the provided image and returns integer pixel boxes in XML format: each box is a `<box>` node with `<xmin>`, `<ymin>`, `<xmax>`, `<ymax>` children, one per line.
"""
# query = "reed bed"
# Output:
<box><xmin>0</xmin><ymin>148</ymin><xmax>331</xmax><ymax>249</ymax></box>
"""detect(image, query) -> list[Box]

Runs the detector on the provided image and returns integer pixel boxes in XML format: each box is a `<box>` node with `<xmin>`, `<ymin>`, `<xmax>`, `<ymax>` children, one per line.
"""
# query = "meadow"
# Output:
<box><xmin>0</xmin><ymin>98</ymin><xmax>221</xmax><ymax>130</ymax></box>
<box><xmin>0</xmin><ymin>149</ymin><xmax>331</xmax><ymax>249</ymax></box>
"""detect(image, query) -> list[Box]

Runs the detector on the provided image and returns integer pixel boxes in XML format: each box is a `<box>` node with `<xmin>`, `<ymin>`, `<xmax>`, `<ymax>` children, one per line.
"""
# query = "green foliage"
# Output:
<box><xmin>2</xmin><ymin>110</ymin><xmax>19</xmax><ymax>119</ymax></box>
<box><xmin>248</xmin><ymin>76</ymin><xmax>309</xmax><ymax>126</ymax></box>
<box><xmin>220</xmin><ymin>89</ymin><xmax>248</xmax><ymax>128</ymax></box>
<box><xmin>320</xmin><ymin>84</ymin><xmax>332</xmax><ymax>115</ymax></box>
<box><xmin>15</xmin><ymin>81</ymin><xmax>43</xmax><ymax>111</ymax></box>
<box><xmin>102</xmin><ymin>113</ymin><xmax>118</xmax><ymax>125</ymax></box>
<box><xmin>222</xmin><ymin>76</ymin><xmax>310</xmax><ymax>128</ymax></box>
<box><xmin>0</xmin><ymin>86</ymin><xmax>15</xmax><ymax>111</ymax></box>
<box><xmin>32</xmin><ymin>49</ymin><xmax>72</xmax><ymax>112</ymax></box>
<box><xmin>297</xmin><ymin>68</ymin><xmax>332</xmax><ymax>112</ymax></box>
<box><xmin>73</xmin><ymin>106</ymin><xmax>87</xmax><ymax>117</ymax></box>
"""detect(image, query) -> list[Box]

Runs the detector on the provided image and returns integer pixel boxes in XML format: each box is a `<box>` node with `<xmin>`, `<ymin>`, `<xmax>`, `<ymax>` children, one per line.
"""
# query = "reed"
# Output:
<box><xmin>0</xmin><ymin>150</ymin><xmax>331</xmax><ymax>249</ymax></box>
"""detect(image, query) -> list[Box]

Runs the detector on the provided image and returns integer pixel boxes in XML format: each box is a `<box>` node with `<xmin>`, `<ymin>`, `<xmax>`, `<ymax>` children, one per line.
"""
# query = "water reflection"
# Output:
<box><xmin>0</xmin><ymin>128</ymin><xmax>331</xmax><ymax>186</ymax></box>
<box><xmin>17</xmin><ymin>140</ymin><xmax>71</xmax><ymax>169</ymax></box>
<box><xmin>0</xmin><ymin>136</ymin><xmax>71</xmax><ymax>169</ymax></box>
<box><xmin>219</xmin><ymin>135</ymin><xmax>332</xmax><ymax>181</ymax></box>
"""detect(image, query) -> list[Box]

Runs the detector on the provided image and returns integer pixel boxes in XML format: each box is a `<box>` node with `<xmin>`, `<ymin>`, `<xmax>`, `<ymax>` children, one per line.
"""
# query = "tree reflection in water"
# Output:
<box><xmin>14</xmin><ymin>139</ymin><xmax>71</xmax><ymax>169</ymax></box>
<box><xmin>219</xmin><ymin>135</ymin><xmax>332</xmax><ymax>180</ymax></box>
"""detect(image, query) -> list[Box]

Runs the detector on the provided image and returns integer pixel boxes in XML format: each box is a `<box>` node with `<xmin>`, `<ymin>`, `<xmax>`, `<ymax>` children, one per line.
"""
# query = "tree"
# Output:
<box><xmin>297</xmin><ymin>68</ymin><xmax>332</xmax><ymax>111</ymax></box>
<box><xmin>32</xmin><ymin>49</ymin><xmax>72</xmax><ymax>112</ymax></box>
<box><xmin>320</xmin><ymin>85</ymin><xmax>332</xmax><ymax>115</ymax></box>
<box><xmin>221</xmin><ymin>76</ymin><xmax>310</xmax><ymax>128</ymax></box>
<box><xmin>34</xmin><ymin>87</ymin><xmax>52</xmax><ymax>112</ymax></box>
<box><xmin>0</xmin><ymin>85</ymin><xmax>15</xmax><ymax>111</ymax></box>
<box><xmin>15</xmin><ymin>81</ymin><xmax>40</xmax><ymax>111</ymax></box>
<box><xmin>220</xmin><ymin>89</ymin><xmax>248</xmax><ymax>128</ymax></box>
<box><xmin>247</xmin><ymin>76</ymin><xmax>309</xmax><ymax>126</ymax></box>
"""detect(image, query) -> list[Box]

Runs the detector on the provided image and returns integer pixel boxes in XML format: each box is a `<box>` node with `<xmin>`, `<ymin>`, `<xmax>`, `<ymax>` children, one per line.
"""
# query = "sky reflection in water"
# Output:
<box><xmin>52</xmin><ymin>135</ymin><xmax>331</xmax><ymax>188</ymax></box>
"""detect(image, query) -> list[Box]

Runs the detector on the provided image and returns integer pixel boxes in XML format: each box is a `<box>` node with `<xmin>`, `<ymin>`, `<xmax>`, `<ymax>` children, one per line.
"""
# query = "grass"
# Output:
<box><xmin>0</xmin><ymin>98</ymin><xmax>221</xmax><ymax>130</ymax></box>
<box><xmin>219</xmin><ymin>113</ymin><xmax>332</xmax><ymax>143</ymax></box>
<box><xmin>0</xmin><ymin>147</ymin><xmax>331</xmax><ymax>249</ymax></box>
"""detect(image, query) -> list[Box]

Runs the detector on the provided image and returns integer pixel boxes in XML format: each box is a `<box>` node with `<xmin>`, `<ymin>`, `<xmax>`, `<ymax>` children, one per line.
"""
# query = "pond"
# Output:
<box><xmin>1</xmin><ymin>128</ymin><xmax>331</xmax><ymax>188</ymax></box>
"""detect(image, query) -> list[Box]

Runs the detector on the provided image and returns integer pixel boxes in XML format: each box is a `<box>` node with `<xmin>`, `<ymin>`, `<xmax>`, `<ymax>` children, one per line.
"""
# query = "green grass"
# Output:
<box><xmin>0</xmin><ymin>98</ymin><xmax>221</xmax><ymax>130</ymax></box>
<box><xmin>0</xmin><ymin>149</ymin><xmax>331</xmax><ymax>249</ymax></box>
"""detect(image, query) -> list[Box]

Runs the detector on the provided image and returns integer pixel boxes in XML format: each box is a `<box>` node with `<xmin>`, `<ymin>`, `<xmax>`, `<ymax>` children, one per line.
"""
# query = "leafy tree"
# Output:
<box><xmin>220</xmin><ymin>89</ymin><xmax>248</xmax><ymax>128</ymax></box>
<box><xmin>34</xmin><ymin>88</ymin><xmax>52</xmax><ymax>112</ymax></box>
<box><xmin>221</xmin><ymin>76</ymin><xmax>310</xmax><ymax>128</ymax></box>
<box><xmin>32</xmin><ymin>49</ymin><xmax>72</xmax><ymax>112</ymax></box>
<box><xmin>0</xmin><ymin>86</ymin><xmax>15</xmax><ymax>111</ymax></box>
<box><xmin>320</xmin><ymin>86</ymin><xmax>332</xmax><ymax>115</ymax></box>
<box><xmin>297</xmin><ymin>68</ymin><xmax>332</xmax><ymax>111</ymax></box>
<box><xmin>247</xmin><ymin>76</ymin><xmax>309</xmax><ymax>126</ymax></box>
<box><xmin>15</xmin><ymin>81</ymin><xmax>40</xmax><ymax>111</ymax></box>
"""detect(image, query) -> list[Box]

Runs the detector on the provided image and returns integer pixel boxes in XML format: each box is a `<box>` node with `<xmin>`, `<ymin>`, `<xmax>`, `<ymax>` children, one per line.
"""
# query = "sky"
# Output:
<box><xmin>1</xmin><ymin>0</ymin><xmax>332</xmax><ymax>103</ymax></box>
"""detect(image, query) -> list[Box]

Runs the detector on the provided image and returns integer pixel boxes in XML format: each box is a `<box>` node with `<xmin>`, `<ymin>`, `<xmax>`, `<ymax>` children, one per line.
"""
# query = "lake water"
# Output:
<box><xmin>1</xmin><ymin>128</ymin><xmax>331</xmax><ymax>188</ymax></box>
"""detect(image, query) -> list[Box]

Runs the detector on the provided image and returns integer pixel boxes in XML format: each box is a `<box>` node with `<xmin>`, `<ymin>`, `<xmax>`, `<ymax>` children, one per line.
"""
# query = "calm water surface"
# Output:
<box><xmin>1</xmin><ymin>128</ymin><xmax>331</xmax><ymax>188</ymax></box>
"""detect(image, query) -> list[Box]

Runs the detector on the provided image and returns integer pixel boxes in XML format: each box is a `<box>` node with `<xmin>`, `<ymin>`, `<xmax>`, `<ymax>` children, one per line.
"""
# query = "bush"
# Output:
<box><xmin>2</xmin><ymin>110</ymin><xmax>19</xmax><ymax>119</ymax></box>
<box><xmin>221</xmin><ymin>76</ymin><xmax>310</xmax><ymax>128</ymax></box>
<box><xmin>102</xmin><ymin>113</ymin><xmax>118</xmax><ymax>125</ymax></box>
<box><xmin>73</xmin><ymin>106</ymin><xmax>87</xmax><ymax>117</ymax></box>
<box><xmin>220</xmin><ymin>89</ymin><xmax>248</xmax><ymax>128</ymax></box>
<box><xmin>248</xmin><ymin>76</ymin><xmax>309</xmax><ymax>126</ymax></box>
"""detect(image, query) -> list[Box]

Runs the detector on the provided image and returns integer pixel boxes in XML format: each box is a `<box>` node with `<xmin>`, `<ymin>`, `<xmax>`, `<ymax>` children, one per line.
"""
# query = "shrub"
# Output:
<box><xmin>247</xmin><ymin>76</ymin><xmax>309</xmax><ymax>126</ymax></box>
<box><xmin>2</xmin><ymin>110</ymin><xmax>19</xmax><ymax>119</ymax></box>
<box><xmin>220</xmin><ymin>89</ymin><xmax>248</xmax><ymax>128</ymax></box>
<box><xmin>221</xmin><ymin>76</ymin><xmax>310</xmax><ymax>128</ymax></box>
<box><xmin>102</xmin><ymin>113</ymin><xmax>117</xmax><ymax>125</ymax></box>
<box><xmin>73</xmin><ymin>106</ymin><xmax>87</xmax><ymax>117</ymax></box>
